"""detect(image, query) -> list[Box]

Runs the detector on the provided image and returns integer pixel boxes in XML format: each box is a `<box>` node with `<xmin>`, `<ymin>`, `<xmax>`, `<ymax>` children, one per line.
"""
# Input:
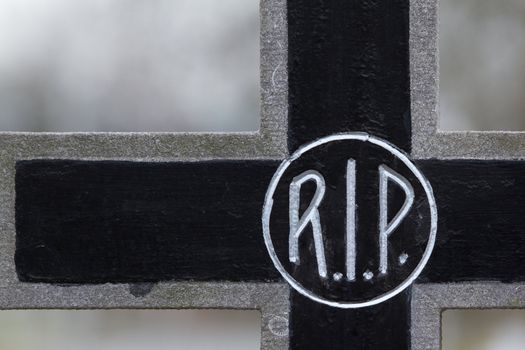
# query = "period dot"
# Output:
<box><xmin>399</xmin><ymin>253</ymin><xmax>409</xmax><ymax>265</ymax></box>
<box><xmin>333</xmin><ymin>272</ymin><xmax>343</xmax><ymax>281</ymax></box>
<box><xmin>363</xmin><ymin>270</ymin><xmax>374</xmax><ymax>281</ymax></box>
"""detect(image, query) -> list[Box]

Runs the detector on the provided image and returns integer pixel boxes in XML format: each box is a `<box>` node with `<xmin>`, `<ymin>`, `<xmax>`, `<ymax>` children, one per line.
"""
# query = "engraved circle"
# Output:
<box><xmin>262</xmin><ymin>132</ymin><xmax>438</xmax><ymax>309</ymax></box>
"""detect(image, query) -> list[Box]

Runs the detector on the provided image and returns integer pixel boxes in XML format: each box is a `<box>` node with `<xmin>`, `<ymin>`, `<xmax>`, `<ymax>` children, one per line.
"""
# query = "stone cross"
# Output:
<box><xmin>5</xmin><ymin>1</ymin><xmax>525</xmax><ymax>350</ymax></box>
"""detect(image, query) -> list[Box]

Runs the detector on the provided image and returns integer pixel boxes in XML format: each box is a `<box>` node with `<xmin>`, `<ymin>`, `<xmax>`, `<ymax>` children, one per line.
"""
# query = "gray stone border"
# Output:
<box><xmin>410</xmin><ymin>2</ymin><xmax>525</xmax><ymax>348</ymax></box>
<box><xmin>410</xmin><ymin>0</ymin><xmax>525</xmax><ymax>160</ymax></box>
<box><xmin>0</xmin><ymin>282</ymin><xmax>290</xmax><ymax>350</ymax></box>
<box><xmin>411</xmin><ymin>283</ymin><xmax>525</xmax><ymax>350</ymax></box>
<box><xmin>0</xmin><ymin>0</ymin><xmax>288</xmax><ymax>162</ymax></box>
<box><xmin>0</xmin><ymin>1</ymin><xmax>289</xmax><ymax>349</ymax></box>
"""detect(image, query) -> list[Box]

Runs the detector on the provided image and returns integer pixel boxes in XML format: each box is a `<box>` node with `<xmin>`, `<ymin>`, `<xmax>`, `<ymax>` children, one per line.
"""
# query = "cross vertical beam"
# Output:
<box><xmin>287</xmin><ymin>0</ymin><xmax>411</xmax><ymax>349</ymax></box>
<box><xmin>288</xmin><ymin>0</ymin><xmax>411</xmax><ymax>152</ymax></box>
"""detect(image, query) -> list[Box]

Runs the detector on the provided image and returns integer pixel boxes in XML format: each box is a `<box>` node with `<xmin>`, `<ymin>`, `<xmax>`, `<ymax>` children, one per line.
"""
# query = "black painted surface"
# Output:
<box><xmin>290</xmin><ymin>289</ymin><xmax>411</xmax><ymax>350</ymax></box>
<box><xmin>286</xmin><ymin>1</ymin><xmax>412</xmax><ymax>349</ymax></box>
<box><xmin>418</xmin><ymin>160</ymin><xmax>525</xmax><ymax>283</ymax></box>
<box><xmin>16</xmin><ymin>160</ymin><xmax>281</xmax><ymax>283</ymax></box>
<box><xmin>287</xmin><ymin>0</ymin><xmax>411</xmax><ymax>153</ymax></box>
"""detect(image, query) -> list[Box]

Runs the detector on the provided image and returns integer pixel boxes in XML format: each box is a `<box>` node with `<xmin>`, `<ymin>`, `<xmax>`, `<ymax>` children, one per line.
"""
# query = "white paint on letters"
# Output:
<box><xmin>262</xmin><ymin>132</ymin><xmax>438</xmax><ymax>309</ymax></box>
<box><xmin>346</xmin><ymin>159</ymin><xmax>357</xmax><ymax>281</ymax></box>
<box><xmin>399</xmin><ymin>253</ymin><xmax>409</xmax><ymax>266</ymax></box>
<box><xmin>333</xmin><ymin>272</ymin><xmax>343</xmax><ymax>282</ymax></box>
<box><xmin>289</xmin><ymin>170</ymin><xmax>327</xmax><ymax>278</ymax></box>
<box><xmin>363</xmin><ymin>270</ymin><xmax>374</xmax><ymax>281</ymax></box>
<box><xmin>378</xmin><ymin>165</ymin><xmax>415</xmax><ymax>275</ymax></box>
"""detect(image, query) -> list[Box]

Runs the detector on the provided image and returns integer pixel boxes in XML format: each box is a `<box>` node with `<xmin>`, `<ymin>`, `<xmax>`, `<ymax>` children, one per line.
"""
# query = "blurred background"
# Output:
<box><xmin>0</xmin><ymin>0</ymin><xmax>260</xmax><ymax>131</ymax></box>
<box><xmin>0</xmin><ymin>310</ymin><xmax>261</xmax><ymax>350</ymax></box>
<box><xmin>440</xmin><ymin>0</ymin><xmax>525</xmax><ymax>130</ymax></box>
<box><xmin>1</xmin><ymin>0</ymin><xmax>524</xmax><ymax>133</ymax></box>
<box><xmin>0</xmin><ymin>0</ymin><xmax>525</xmax><ymax>349</ymax></box>
<box><xmin>442</xmin><ymin>309</ymin><xmax>525</xmax><ymax>350</ymax></box>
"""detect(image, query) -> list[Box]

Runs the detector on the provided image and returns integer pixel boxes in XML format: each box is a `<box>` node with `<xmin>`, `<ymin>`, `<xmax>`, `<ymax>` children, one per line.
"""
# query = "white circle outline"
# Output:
<box><xmin>262</xmin><ymin>132</ymin><xmax>438</xmax><ymax>309</ymax></box>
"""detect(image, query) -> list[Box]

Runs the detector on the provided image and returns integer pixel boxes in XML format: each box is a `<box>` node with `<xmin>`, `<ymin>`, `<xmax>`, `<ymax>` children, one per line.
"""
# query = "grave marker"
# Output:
<box><xmin>4</xmin><ymin>1</ymin><xmax>525</xmax><ymax>349</ymax></box>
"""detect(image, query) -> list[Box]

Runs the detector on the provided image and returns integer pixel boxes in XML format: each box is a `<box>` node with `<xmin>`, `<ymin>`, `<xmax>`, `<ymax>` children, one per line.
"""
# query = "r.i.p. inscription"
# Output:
<box><xmin>8</xmin><ymin>1</ymin><xmax>525</xmax><ymax>350</ymax></box>
<box><xmin>263</xmin><ymin>133</ymin><xmax>437</xmax><ymax>308</ymax></box>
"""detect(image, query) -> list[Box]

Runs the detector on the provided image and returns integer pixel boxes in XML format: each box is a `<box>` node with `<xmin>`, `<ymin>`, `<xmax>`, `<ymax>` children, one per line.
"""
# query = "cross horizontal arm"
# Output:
<box><xmin>417</xmin><ymin>160</ymin><xmax>525</xmax><ymax>283</ymax></box>
<box><xmin>15</xmin><ymin>160</ymin><xmax>282</xmax><ymax>283</ymax></box>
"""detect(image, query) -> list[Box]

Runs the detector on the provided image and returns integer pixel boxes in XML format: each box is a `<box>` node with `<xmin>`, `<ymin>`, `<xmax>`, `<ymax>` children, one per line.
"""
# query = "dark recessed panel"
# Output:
<box><xmin>287</xmin><ymin>0</ymin><xmax>411</xmax><ymax>153</ymax></box>
<box><xmin>15</xmin><ymin>160</ymin><xmax>281</xmax><ymax>283</ymax></box>
<box><xmin>290</xmin><ymin>289</ymin><xmax>411</xmax><ymax>350</ymax></box>
<box><xmin>418</xmin><ymin>160</ymin><xmax>525</xmax><ymax>282</ymax></box>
